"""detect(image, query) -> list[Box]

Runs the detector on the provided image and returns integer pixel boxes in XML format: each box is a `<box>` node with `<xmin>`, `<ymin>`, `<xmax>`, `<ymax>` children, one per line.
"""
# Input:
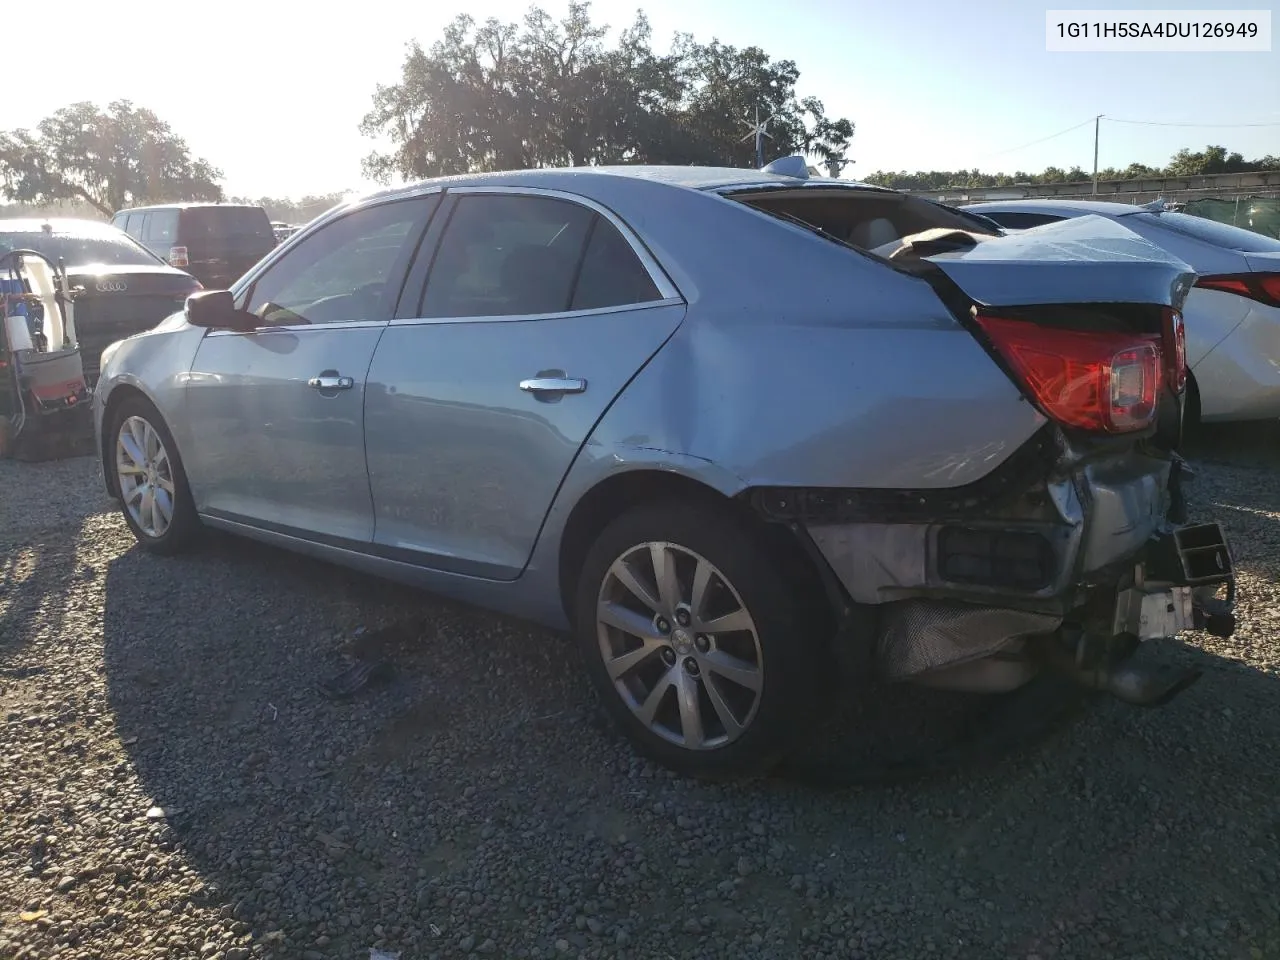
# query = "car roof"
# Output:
<box><xmin>0</xmin><ymin>217</ymin><xmax>124</xmax><ymax>235</ymax></box>
<box><xmin>960</xmin><ymin>198</ymin><xmax>1143</xmax><ymax>218</ymax></box>
<box><xmin>356</xmin><ymin>164</ymin><xmax>893</xmax><ymax>205</ymax></box>
<box><xmin>114</xmin><ymin>202</ymin><xmax>266</xmax><ymax>213</ymax></box>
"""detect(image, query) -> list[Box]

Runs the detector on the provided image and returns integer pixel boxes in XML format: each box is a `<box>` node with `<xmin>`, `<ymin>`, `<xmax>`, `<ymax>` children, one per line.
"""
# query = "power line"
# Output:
<box><xmin>986</xmin><ymin>117</ymin><xmax>1097</xmax><ymax>157</ymax></box>
<box><xmin>1105</xmin><ymin>117</ymin><xmax>1280</xmax><ymax>128</ymax></box>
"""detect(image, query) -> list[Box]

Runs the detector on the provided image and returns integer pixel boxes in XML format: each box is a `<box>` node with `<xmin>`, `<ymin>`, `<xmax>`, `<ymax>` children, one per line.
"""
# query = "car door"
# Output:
<box><xmin>182</xmin><ymin>193</ymin><xmax>439</xmax><ymax>542</ymax></box>
<box><xmin>363</xmin><ymin>187</ymin><xmax>687</xmax><ymax>579</ymax></box>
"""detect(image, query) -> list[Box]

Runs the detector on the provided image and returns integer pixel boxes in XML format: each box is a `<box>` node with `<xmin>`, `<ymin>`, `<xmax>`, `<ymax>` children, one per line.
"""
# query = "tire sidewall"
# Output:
<box><xmin>108</xmin><ymin>395</ymin><xmax>198</xmax><ymax>553</ymax></box>
<box><xmin>574</xmin><ymin>500</ymin><xmax>827</xmax><ymax>779</ymax></box>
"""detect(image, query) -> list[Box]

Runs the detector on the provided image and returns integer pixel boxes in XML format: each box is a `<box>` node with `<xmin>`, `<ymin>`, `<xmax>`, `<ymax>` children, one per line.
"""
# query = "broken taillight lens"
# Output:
<box><xmin>975</xmin><ymin>313</ymin><xmax>1162</xmax><ymax>434</ymax></box>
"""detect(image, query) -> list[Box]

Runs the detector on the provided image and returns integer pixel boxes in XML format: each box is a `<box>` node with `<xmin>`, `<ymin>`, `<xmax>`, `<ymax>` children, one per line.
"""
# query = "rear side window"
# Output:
<box><xmin>144</xmin><ymin>210</ymin><xmax>178</xmax><ymax>244</ymax></box>
<box><xmin>979</xmin><ymin>211</ymin><xmax>1068</xmax><ymax>230</ymax></box>
<box><xmin>1132</xmin><ymin>211</ymin><xmax>1280</xmax><ymax>253</ymax></box>
<box><xmin>422</xmin><ymin>194</ymin><xmax>595</xmax><ymax>317</ymax></box>
<box><xmin>180</xmin><ymin>206</ymin><xmax>275</xmax><ymax>244</ymax></box>
<box><xmin>571</xmin><ymin>219</ymin><xmax>662</xmax><ymax>310</ymax></box>
<box><xmin>421</xmin><ymin>193</ymin><xmax>662</xmax><ymax>318</ymax></box>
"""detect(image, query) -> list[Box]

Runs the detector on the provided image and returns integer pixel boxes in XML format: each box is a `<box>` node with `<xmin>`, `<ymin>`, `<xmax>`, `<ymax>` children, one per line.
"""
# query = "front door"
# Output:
<box><xmin>364</xmin><ymin>188</ymin><xmax>686</xmax><ymax>579</ymax></box>
<box><xmin>182</xmin><ymin>193</ymin><xmax>440</xmax><ymax>542</ymax></box>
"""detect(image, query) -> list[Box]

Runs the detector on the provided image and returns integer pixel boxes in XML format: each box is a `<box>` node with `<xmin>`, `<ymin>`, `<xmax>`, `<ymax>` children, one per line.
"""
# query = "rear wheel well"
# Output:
<box><xmin>557</xmin><ymin>470</ymin><xmax>834</xmax><ymax>633</ymax></box>
<box><xmin>100</xmin><ymin>384</ymin><xmax>149</xmax><ymax>498</ymax></box>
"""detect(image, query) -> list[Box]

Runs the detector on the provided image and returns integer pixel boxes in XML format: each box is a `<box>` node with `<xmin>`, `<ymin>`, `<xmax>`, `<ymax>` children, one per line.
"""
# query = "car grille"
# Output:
<box><xmin>74</xmin><ymin>294</ymin><xmax>187</xmax><ymax>384</ymax></box>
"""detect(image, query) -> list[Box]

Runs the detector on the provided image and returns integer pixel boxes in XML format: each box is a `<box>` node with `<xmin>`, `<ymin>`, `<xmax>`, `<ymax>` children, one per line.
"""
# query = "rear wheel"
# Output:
<box><xmin>574</xmin><ymin>500</ymin><xmax>831</xmax><ymax>780</ymax></box>
<box><xmin>108</xmin><ymin>395</ymin><xmax>200</xmax><ymax>554</ymax></box>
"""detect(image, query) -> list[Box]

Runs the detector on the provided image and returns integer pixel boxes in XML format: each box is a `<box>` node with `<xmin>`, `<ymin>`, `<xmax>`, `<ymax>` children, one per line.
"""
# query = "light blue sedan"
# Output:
<box><xmin>94</xmin><ymin>160</ymin><xmax>1240</xmax><ymax>778</ymax></box>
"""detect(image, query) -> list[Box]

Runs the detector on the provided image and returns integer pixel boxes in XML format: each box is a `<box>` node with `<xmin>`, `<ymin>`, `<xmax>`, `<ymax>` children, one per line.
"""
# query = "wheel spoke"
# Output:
<box><xmin>598</xmin><ymin>600</ymin><xmax>663</xmax><ymax>641</ymax></box>
<box><xmin>699</xmin><ymin>606</ymin><xmax>753</xmax><ymax>636</ymax></box>
<box><xmin>689</xmin><ymin>558</ymin><xmax>712</xmax><ymax>621</ymax></box>
<box><xmin>636</xmin><ymin>669</ymin><xmax>675</xmax><ymax>726</ymax></box>
<box><xmin>141</xmin><ymin>486</ymin><xmax>157</xmax><ymax>533</ymax></box>
<box><xmin>153</xmin><ymin>446</ymin><xmax>170</xmax><ymax>475</ymax></box>
<box><xmin>124</xmin><ymin>483</ymin><xmax>145</xmax><ymax>508</ymax></box>
<box><xmin>157</xmin><ymin>476</ymin><xmax>175</xmax><ymax>495</ymax></box>
<box><xmin>648</xmin><ymin>543</ymin><xmax>682</xmax><ymax>613</ymax></box>
<box><xmin>703</xmin><ymin>674</ymin><xmax>744</xmax><ymax>740</ymax></box>
<box><xmin>153</xmin><ymin>486</ymin><xmax>174</xmax><ymax>524</ymax></box>
<box><xmin>609</xmin><ymin>558</ymin><xmax>661</xmax><ymax>614</ymax></box>
<box><xmin>604</xmin><ymin>638</ymin><xmax>662</xmax><ymax>680</ymax></box>
<box><xmin>119</xmin><ymin>432</ymin><xmax>146</xmax><ymax>470</ymax></box>
<box><xmin>116</xmin><ymin>459</ymin><xmax>145</xmax><ymax>477</ymax></box>
<box><xmin>701</xmin><ymin>649</ymin><xmax>762</xmax><ymax>693</ymax></box>
<box><xmin>675</xmin><ymin>671</ymin><xmax>705</xmax><ymax>748</ymax></box>
<box><xmin>143</xmin><ymin>421</ymin><xmax>160</xmax><ymax>461</ymax></box>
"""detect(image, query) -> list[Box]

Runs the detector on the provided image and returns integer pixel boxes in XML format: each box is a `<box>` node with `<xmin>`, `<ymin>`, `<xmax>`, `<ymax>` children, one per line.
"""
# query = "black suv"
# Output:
<box><xmin>112</xmin><ymin>203</ymin><xmax>277</xmax><ymax>289</ymax></box>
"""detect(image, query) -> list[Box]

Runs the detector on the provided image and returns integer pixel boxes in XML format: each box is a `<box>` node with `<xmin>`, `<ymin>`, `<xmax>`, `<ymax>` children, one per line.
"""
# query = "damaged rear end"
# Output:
<box><xmin>754</xmin><ymin>214</ymin><xmax>1237</xmax><ymax>707</ymax></box>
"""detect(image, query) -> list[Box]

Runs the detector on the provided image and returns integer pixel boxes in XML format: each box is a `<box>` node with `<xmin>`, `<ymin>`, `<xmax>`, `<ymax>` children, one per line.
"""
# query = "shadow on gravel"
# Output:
<box><xmin>98</xmin><ymin>505</ymin><xmax>1280</xmax><ymax>959</ymax></box>
<box><xmin>0</xmin><ymin>457</ymin><xmax>107</xmax><ymax>662</ymax></box>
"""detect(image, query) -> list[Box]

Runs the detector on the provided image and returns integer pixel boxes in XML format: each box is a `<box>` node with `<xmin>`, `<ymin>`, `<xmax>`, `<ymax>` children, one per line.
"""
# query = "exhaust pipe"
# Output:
<box><xmin>1038</xmin><ymin>637</ymin><xmax>1202</xmax><ymax>708</ymax></box>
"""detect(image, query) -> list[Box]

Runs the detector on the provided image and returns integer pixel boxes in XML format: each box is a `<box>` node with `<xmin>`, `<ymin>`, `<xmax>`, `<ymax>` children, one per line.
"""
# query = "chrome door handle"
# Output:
<box><xmin>308</xmin><ymin>375</ymin><xmax>354</xmax><ymax>390</ymax></box>
<box><xmin>520</xmin><ymin>377</ymin><xmax>587</xmax><ymax>395</ymax></box>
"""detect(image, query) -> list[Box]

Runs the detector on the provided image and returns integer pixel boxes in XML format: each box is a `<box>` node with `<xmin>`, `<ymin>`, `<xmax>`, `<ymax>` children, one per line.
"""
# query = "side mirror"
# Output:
<box><xmin>185</xmin><ymin>290</ymin><xmax>256</xmax><ymax>331</ymax></box>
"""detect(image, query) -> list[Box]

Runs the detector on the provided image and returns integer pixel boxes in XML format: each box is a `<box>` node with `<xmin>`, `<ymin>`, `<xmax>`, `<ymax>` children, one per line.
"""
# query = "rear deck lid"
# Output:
<box><xmin>920</xmin><ymin>214</ymin><xmax>1197</xmax><ymax>311</ymax></box>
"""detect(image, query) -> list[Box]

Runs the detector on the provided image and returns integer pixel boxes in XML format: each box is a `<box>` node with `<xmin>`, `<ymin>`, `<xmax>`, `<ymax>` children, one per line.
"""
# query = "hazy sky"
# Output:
<box><xmin>11</xmin><ymin>0</ymin><xmax>1279</xmax><ymax>199</ymax></box>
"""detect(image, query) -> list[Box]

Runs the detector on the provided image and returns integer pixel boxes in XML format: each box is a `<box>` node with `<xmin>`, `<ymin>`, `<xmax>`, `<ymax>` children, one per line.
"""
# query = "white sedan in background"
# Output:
<box><xmin>961</xmin><ymin>199</ymin><xmax>1280</xmax><ymax>427</ymax></box>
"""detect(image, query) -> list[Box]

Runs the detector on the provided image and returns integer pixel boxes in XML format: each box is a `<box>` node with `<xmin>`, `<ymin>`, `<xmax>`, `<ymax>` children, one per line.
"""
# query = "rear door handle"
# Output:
<box><xmin>308</xmin><ymin>374</ymin><xmax>354</xmax><ymax>390</ymax></box>
<box><xmin>520</xmin><ymin>377</ymin><xmax>587</xmax><ymax>395</ymax></box>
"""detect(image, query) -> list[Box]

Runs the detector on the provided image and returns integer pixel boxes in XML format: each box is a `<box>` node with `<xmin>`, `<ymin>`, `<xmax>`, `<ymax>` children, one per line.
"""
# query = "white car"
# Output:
<box><xmin>961</xmin><ymin>199</ymin><xmax>1280</xmax><ymax>426</ymax></box>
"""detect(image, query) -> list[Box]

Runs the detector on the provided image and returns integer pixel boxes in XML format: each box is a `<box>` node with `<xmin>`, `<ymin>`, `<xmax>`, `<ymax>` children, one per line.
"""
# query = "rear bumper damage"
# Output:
<box><xmin>749</xmin><ymin>426</ymin><xmax>1238</xmax><ymax>706</ymax></box>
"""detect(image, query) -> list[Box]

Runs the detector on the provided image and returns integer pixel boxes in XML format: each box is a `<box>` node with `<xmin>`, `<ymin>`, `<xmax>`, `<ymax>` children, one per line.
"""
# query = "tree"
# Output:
<box><xmin>864</xmin><ymin>144</ymin><xmax>1280</xmax><ymax>191</ymax></box>
<box><xmin>359</xmin><ymin>2</ymin><xmax>854</xmax><ymax>183</ymax></box>
<box><xmin>0</xmin><ymin>100</ymin><xmax>223</xmax><ymax>216</ymax></box>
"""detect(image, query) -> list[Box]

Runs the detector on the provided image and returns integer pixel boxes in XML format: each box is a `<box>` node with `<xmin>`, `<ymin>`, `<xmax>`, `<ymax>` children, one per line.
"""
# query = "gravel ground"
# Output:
<box><xmin>2</xmin><ymin>428</ymin><xmax>1279</xmax><ymax>960</ymax></box>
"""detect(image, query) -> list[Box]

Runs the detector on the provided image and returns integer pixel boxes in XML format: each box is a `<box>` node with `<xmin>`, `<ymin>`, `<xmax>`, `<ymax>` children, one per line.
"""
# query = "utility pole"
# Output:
<box><xmin>1092</xmin><ymin>115</ymin><xmax>1103</xmax><ymax>196</ymax></box>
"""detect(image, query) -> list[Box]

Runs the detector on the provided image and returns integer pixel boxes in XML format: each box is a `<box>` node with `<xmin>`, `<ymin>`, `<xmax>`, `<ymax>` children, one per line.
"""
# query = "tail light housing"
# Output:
<box><xmin>1195</xmin><ymin>272</ymin><xmax>1280</xmax><ymax>309</ymax></box>
<box><xmin>975</xmin><ymin>313</ymin><xmax>1162</xmax><ymax>434</ymax></box>
<box><xmin>169</xmin><ymin>245</ymin><xmax>189</xmax><ymax>267</ymax></box>
<box><xmin>1162</xmin><ymin>307</ymin><xmax>1187</xmax><ymax>394</ymax></box>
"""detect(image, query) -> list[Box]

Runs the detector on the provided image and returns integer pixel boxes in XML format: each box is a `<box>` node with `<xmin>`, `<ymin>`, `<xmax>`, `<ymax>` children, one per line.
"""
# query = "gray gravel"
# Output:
<box><xmin>2</xmin><ymin>427</ymin><xmax>1280</xmax><ymax>960</ymax></box>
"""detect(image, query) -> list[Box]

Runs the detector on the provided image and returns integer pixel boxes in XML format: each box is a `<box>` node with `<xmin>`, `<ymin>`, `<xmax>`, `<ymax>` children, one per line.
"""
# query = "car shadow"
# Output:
<box><xmin>96</xmin><ymin>460</ymin><xmax>1280</xmax><ymax>957</ymax></box>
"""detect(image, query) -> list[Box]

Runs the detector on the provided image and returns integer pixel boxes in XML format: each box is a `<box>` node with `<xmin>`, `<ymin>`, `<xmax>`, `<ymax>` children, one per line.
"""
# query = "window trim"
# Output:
<box><xmin>392</xmin><ymin>184</ymin><xmax>683</xmax><ymax>328</ymax></box>
<box><xmin>207</xmin><ymin>193</ymin><xmax>440</xmax><ymax>338</ymax></box>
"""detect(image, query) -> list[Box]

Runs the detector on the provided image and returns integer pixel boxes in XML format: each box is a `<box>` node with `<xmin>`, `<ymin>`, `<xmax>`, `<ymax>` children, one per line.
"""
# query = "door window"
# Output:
<box><xmin>571</xmin><ymin>216</ymin><xmax>662</xmax><ymax>310</ymax></box>
<box><xmin>241</xmin><ymin>198</ymin><xmax>430</xmax><ymax>326</ymax></box>
<box><xmin>144</xmin><ymin>210</ymin><xmax>178</xmax><ymax>244</ymax></box>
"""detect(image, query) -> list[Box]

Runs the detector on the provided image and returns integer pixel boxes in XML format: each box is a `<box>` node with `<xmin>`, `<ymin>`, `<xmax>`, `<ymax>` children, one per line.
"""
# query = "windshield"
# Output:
<box><xmin>1133</xmin><ymin>211</ymin><xmax>1280</xmax><ymax>254</ymax></box>
<box><xmin>0</xmin><ymin>230</ymin><xmax>164</xmax><ymax>268</ymax></box>
<box><xmin>182</xmin><ymin>207</ymin><xmax>275</xmax><ymax>242</ymax></box>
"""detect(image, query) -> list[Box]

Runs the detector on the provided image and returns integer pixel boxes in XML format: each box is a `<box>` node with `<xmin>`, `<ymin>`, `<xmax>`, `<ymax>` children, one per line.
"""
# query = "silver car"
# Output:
<box><xmin>93</xmin><ymin>162</ymin><xmax>1239</xmax><ymax>779</ymax></box>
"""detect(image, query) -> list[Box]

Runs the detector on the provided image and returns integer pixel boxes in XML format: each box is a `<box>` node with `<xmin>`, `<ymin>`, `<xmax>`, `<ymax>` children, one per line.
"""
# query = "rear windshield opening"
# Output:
<box><xmin>730</xmin><ymin>188</ymin><xmax>1003</xmax><ymax>254</ymax></box>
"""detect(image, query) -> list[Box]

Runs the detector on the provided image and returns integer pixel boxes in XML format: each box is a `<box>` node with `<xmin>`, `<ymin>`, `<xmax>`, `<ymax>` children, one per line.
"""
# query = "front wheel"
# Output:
<box><xmin>574</xmin><ymin>500</ymin><xmax>831</xmax><ymax>780</ymax></box>
<box><xmin>108</xmin><ymin>395</ymin><xmax>200</xmax><ymax>554</ymax></box>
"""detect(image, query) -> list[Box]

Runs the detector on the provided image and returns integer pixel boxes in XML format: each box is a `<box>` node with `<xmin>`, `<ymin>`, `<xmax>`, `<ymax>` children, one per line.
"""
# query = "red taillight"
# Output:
<box><xmin>1162</xmin><ymin>307</ymin><xmax>1187</xmax><ymax>394</ymax></box>
<box><xmin>975</xmin><ymin>314</ymin><xmax>1161</xmax><ymax>434</ymax></box>
<box><xmin>169</xmin><ymin>245</ymin><xmax>189</xmax><ymax>267</ymax></box>
<box><xmin>1195</xmin><ymin>272</ymin><xmax>1280</xmax><ymax>309</ymax></box>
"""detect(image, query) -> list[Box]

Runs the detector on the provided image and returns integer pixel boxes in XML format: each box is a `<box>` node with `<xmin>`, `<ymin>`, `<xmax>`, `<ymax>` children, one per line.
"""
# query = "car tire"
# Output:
<box><xmin>107</xmin><ymin>395</ymin><xmax>200</xmax><ymax>555</ymax></box>
<box><xmin>574</xmin><ymin>498</ymin><xmax>832</xmax><ymax>780</ymax></box>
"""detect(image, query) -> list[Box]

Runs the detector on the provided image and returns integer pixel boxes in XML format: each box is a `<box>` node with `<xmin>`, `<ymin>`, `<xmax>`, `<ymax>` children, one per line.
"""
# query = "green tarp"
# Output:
<box><xmin>1182</xmin><ymin>196</ymin><xmax>1280</xmax><ymax>239</ymax></box>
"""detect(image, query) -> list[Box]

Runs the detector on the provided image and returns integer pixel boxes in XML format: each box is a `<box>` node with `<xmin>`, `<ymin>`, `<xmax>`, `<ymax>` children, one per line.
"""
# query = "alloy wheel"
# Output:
<box><xmin>596</xmin><ymin>541</ymin><xmax>765</xmax><ymax>750</ymax></box>
<box><xmin>116</xmin><ymin>415</ymin><xmax>176</xmax><ymax>539</ymax></box>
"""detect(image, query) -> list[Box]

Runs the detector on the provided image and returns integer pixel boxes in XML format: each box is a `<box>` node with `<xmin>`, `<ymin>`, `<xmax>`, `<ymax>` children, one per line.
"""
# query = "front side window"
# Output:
<box><xmin>241</xmin><ymin>198</ymin><xmax>429</xmax><ymax>326</ymax></box>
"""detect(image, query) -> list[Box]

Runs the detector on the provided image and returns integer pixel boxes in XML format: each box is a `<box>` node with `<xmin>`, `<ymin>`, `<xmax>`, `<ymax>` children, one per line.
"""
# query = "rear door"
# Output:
<box><xmin>182</xmin><ymin>194</ymin><xmax>438</xmax><ymax>542</ymax></box>
<box><xmin>363</xmin><ymin>187</ymin><xmax>686</xmax><ymax>579</ymax></box>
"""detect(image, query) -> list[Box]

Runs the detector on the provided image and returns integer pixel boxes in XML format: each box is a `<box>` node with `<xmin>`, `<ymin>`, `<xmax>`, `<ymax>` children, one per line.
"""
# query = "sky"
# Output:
<box><xmin>7</xmin><ymin>0</ymin><xmax>1278</xmax><ymax>199</ymax></box>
